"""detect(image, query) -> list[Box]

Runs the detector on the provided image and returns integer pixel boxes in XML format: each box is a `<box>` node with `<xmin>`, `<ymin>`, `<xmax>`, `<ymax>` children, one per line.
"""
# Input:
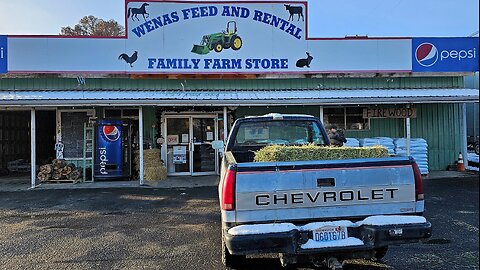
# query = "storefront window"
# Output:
<box><xmin>104</xmin><ymin>109</ymin><xmax>122</xmax><ymax>118</ymax></box>
<box><xmin>346</xmin><ymin>107</ymin><xmax>369</xmax><ymax>130</ymax></box>
<box><xmin>323</xmin><ymin>108</ymin><xmax>344</xmax><ymax>129</ymax></box>
<box><xmin>104</xmin><ymin>108</ymin><xmax>138</xmax><ymax>118</ymax></box>
<box><xmin>323</xmin><ymin>107</ymin><xmax>369</xmax><ymax>130</ymax></box>
<box><xmin>123</xmin><ymin>109</ymin><xmax>138</xmax><ymax>117</ymax></box>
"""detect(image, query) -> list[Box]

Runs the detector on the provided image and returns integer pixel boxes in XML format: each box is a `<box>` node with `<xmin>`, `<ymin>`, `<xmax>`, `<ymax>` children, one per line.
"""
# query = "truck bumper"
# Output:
<box><xmin>225</xmin><ymin>222</ymin><xmax>432</xmax><ymax>256</ymax></box>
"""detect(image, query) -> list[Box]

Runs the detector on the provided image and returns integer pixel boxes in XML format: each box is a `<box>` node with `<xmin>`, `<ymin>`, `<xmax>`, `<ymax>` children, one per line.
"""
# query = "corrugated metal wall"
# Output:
<box><xmin>464</xmin><ymin>73</ymin><xmax>479</xmax><ymax>138</ymax></box>
<box><xmin>411</xmin><ymin>103</ymin><xmax>463</xmax><ymax>171</ymax></box>
<box><xmin>0</xmin><ymin>77</ymin><xmax>464</xmax><ymax>90</ymax></box>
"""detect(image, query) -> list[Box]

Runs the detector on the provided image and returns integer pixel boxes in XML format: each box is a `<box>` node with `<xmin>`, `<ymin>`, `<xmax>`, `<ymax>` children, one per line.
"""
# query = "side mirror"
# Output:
<box><xmin>211</xmin><ymin>140</ymin><xmax>225</xmax><ymax>150</ymax></box>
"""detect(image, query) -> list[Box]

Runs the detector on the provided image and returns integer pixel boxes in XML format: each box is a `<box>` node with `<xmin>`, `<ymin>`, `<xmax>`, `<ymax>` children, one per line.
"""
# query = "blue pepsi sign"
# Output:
<box><xmin>0</xmin><ymin>35</ymin><xmax>7</xmax><ymax>74</ymax></box>
<box><xmin>412</xmin><ymin>37</ymin><xmax>479</xmax><ymax>72</ymax></box>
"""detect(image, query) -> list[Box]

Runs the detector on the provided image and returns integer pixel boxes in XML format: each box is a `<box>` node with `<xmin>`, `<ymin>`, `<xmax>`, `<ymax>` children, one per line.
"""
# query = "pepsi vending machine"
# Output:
<box><xmin>94</xmin><ymin>119</ymin><xmax>132</xmax><ymax>180</ymax></box>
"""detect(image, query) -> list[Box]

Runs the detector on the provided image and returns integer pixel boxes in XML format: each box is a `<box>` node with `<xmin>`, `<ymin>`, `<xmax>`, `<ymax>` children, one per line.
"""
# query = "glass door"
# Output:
<box><xmin>164</xmin><ymin>115</ymin><xmax>218</xmax><ymax>176</ymax></box>
<box><xmin>165</xmin><ymin>117</ymin><xmax>190</xmax><ymax>176</ymax></box>
<box><xmin>191</xmin><ymin>116</ymin><xmax>218</xmax><ymax>176</ymax></box>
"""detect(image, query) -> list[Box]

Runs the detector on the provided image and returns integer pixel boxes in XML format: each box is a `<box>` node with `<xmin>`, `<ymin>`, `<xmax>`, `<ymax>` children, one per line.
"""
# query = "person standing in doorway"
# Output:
<box><xmin>327</xmin><ymin>125</ymin><xmax>347</xmax><ymax>146</ymax></box>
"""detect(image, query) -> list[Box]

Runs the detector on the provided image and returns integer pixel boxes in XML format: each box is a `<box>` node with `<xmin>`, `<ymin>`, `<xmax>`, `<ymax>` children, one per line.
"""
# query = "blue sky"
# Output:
<box><xmin>0</xmin><ymin>0</ymin><xmax>478</xmax><ymax>37</ymax></box>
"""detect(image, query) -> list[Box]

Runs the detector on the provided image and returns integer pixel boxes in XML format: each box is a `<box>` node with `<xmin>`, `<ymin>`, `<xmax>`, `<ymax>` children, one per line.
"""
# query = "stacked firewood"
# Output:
<box><xmin>37</xmin><ymin>159</ymin><xmax>82</xmax><ymax>182</ymax></box>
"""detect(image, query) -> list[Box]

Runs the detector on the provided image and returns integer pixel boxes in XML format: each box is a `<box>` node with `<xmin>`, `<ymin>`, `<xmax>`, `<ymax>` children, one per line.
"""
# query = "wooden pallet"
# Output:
<box><xmin>41</xmin><ymin>179</ymin><xmax>80</xmax><ymax>184</ymax></box>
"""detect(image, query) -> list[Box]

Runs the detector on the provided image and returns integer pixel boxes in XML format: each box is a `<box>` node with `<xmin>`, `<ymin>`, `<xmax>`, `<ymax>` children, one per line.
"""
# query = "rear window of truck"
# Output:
<box><xmin>233</xmin><ymin>120</ymin><xmax>326</xmax><ymax>147</ymax></box>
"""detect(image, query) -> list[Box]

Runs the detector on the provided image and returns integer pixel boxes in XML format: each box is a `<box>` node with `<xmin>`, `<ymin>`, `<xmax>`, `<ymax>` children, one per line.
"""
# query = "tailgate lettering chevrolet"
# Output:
<box><xmin>255</xmin><ymin>188</ymin><xmax>399</xmax><ymax>206</ymax></box>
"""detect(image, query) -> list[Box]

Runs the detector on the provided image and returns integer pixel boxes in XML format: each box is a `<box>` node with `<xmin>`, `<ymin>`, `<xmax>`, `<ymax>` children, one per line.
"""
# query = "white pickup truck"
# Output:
<box><xmin>218</xmin><ymin>114</ymin><xmax>432</xmax><ymax>269</ymax></box>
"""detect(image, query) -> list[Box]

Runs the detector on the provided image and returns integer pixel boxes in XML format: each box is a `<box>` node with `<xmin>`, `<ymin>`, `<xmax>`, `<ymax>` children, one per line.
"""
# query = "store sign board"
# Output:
<box><xmin>412</xmin><ymin>37</ymin><xmax>479</xmax><ymax>72</ymax></box>
<box><xmin>6</xmin><ymin>1</ymin><xmax>411</xmax><ymax>74</ymax></box>
<box><xmin>0</xmin><ymin>35</ymin><xmax>7</xmax><ymax>74</ymax></box>
<box><xmin>7</xmin><ymin>36</ymin><xmax>412</xmax><ymax>73</ymax></box>
<box><xmin>363</xmin><ymin>108</ymin><xmax>417</xmax><ymax>119</ymax></box>
<box><xmin>4</xmin><ymin>1</ymin><xmax>479</xmax><ymax>74</ymax></box>
<box><xmin>167</xmin><ymin>135</ymin><xmax>179</xmax><ymax>144</ymax></box>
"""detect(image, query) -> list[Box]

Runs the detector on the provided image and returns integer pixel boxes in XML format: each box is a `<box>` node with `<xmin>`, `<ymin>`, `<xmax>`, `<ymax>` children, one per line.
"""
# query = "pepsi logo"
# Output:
<box><xmin>103</xmin><ymin>125</ymin><xmax>120</xmax><ymax>142</ymax></box>
<box><xmin>415</xmin><ymin>43</ymin><xmax>438</xmax><ymax>67</ymax></box>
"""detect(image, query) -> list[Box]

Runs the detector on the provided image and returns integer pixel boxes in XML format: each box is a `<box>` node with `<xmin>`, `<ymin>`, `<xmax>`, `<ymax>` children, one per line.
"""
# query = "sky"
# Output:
<box><xmin>0</xmin><ymin>0</ymin><xmax>478</xmax><ymax>37</ymax></box>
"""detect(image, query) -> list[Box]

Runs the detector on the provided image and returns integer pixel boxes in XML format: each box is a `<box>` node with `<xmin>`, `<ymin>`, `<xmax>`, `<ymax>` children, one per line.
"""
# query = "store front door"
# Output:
<box><xmin>164</xmin><ymin>115</ymin><xmax>218</xmax><ymax>176</ymax></box>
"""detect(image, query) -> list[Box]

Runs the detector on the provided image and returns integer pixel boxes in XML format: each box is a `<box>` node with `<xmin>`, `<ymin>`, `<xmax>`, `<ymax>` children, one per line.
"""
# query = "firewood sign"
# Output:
<box><xmin>363</xmin><ymin>108</ymin><xmax>417</xmax><ymax>119</ymax></box>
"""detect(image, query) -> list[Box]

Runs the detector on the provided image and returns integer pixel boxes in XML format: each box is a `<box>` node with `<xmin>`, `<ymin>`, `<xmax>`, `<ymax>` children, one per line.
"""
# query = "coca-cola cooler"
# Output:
<box><xmin>94</xmin><ymin>119</ymin><xmax>132</xmax><ymax>180</ymax></box>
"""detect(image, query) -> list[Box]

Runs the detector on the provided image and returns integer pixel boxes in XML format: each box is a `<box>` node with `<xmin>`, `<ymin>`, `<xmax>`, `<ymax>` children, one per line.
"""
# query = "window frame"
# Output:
<box><xmin>323</xmin><ymin>106</ymin><xmax>371</xmax><ymax>131</ymax></box>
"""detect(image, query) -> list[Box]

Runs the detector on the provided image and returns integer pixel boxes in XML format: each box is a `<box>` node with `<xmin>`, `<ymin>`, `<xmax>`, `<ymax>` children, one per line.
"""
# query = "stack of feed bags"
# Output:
<box><xmin>344</xmin><ymin>138</ymin><xmax>360</xmax><ymax>147</ymax></box>
<box><xmin>359</xmin><ymin>137</ymin><xmax>395</xmax><ymax>155</ymax></box>
<box><xmin>466</xmin><ymin>152</ymin><xmax>479</xmax><ymax>172</ymax></box>
<box><xmin>394</xmin><ymin>138</ymin><xmax>429</xmax><ymax>174</ymax></box>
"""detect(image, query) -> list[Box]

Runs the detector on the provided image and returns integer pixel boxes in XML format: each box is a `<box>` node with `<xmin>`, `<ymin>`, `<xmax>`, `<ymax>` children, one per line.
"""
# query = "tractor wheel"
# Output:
<box><xmin>231</xmin><ymin>36</ymin><xmax>242</xmax><ymax>50</ymax></box>
<box><xmin>214</xmin><ymin>43</ymin><xmax>223</xmax><ymax>53</ymax></box>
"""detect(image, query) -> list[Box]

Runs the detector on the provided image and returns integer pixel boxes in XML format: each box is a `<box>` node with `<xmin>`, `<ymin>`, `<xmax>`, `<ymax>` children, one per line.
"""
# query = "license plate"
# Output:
<box><xmin>312</xmin><ymin>226</ymin><xmax>348</xmax><ymax>242</ymax></box>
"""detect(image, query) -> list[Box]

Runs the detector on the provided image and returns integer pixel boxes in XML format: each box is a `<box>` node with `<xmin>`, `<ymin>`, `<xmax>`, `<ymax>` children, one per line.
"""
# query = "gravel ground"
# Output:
<box><xmin>0</xmin><ymin>176</ymin><xmax>478</xmax><ymax>270</ymax></box>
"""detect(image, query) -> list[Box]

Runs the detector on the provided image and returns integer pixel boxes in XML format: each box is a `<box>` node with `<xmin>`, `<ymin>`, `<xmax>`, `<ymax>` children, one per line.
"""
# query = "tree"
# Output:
<box><xmin>60</xmin><ymin>15</ymin><xmax>125</xmax><ymax>36</ymax></box>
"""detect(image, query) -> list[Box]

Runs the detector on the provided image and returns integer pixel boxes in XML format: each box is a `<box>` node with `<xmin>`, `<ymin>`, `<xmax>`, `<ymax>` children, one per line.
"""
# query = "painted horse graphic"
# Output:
<box><xmin>128</xmin><ymin>3</ymin><xmax>149</xmax><ymax>21</ymax></box>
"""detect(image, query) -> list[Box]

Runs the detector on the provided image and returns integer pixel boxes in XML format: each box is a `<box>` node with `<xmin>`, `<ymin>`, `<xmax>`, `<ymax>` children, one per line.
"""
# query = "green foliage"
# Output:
<box><xmin>254</xmin><ymin>145</ymin><xmax>389</xmax><ymax>162</ymax></box>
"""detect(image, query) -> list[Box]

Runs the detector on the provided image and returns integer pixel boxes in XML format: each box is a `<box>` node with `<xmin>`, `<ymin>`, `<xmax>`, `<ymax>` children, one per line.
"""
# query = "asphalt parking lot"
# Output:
<box><xmin>0</xmin><ymin>176</ymin><xmax>478</xmax><ymax>270</ymax></box>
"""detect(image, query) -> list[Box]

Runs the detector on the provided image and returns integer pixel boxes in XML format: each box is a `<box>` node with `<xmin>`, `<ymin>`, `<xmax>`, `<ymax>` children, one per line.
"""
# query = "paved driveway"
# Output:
<box><xmin>0</xmin><ymin>176</ymin><xmax>478</xmax><ymax>270</ymax></box>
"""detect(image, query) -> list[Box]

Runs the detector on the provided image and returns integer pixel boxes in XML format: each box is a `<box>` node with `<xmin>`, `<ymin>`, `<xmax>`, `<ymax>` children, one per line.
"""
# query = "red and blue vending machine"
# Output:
<box><xmin>94</xmin><ymin>119</ymin><xmax>132</xmax><ymax>180</ymax></box>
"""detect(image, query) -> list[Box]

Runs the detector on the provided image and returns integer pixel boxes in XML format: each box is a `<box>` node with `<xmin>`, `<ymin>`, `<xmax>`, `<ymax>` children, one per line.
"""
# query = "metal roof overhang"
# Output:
<box><xmin>0</xmin><ymin>89</ymin><xmax>478</xmax><ymax>107</ymax></box>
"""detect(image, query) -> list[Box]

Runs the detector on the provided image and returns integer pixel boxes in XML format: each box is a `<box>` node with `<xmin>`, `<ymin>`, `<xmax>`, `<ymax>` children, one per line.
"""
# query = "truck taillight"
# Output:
<box><xmin>221</xmin><ymin>168</ymin><xmax>236</xmax><ymax>211</ymax></box>
<box><xmin>412</xmin><ymin>162</ymin><xmax>424</xmax><ymax>201</ymax></box>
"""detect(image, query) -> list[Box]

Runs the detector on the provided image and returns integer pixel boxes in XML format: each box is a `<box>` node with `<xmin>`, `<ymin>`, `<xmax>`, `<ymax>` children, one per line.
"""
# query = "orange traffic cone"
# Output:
<box><xmin>457</xmin><ymin>152</ymin><xmax>465</xmax><ymax>171</ymax></box>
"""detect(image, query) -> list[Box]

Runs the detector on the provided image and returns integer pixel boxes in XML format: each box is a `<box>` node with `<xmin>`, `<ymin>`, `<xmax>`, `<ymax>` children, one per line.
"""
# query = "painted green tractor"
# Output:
<box><xmin>191</xmin><ymin>21</ymin><xmax>243</xmax><ymax>55</ymax></box>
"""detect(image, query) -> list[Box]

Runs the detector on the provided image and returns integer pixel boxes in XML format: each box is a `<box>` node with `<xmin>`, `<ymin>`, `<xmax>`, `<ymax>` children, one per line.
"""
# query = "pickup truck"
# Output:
<box><xmin>218</xmin><ymin>114</ymin><xmax>432</xmax><ymax>269</ymax></box>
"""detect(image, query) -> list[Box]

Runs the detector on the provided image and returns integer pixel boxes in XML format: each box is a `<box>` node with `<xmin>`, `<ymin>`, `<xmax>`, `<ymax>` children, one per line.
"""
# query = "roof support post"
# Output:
<box><xmin>139</xmin><ymin>106</ymin><xmax>145</xmax><ymax>185</ymax></box>
<box><xmin>30</xmin><ymin>108</ymin><xmax>36</xmax><ymax>189</ymax></box>
<box><xmin>462</xmin><ymin>103</ymin><xmax>469</xmax><ymax>167</ymax></box>
<box><xmin>223</xmin><ymin>107</ymin><xmax>228</xmax><ymax>143</ymax></box>
<box><xmin>406</xmin><ymin>104</ymin><xmax>411</xmax><ymax>157</ymax></box>
<box><xmin>319</xmin><ymin>106</ymin><xmax>324</xmax><ymax>124</ymax></box>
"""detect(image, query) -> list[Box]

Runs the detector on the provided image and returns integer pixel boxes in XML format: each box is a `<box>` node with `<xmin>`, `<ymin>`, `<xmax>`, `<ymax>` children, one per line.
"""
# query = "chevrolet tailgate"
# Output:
<box><xmin>233</xmin><ymin>157</ymin><xmax>423</xmax><ymax>224</ymax></box>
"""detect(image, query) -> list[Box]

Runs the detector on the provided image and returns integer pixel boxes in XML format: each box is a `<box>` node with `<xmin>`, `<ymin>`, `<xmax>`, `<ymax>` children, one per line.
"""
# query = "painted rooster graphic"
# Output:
<box><xmin>118</xmin><ymin>51</ymin><xmax>138</xmax><ymax>67</ymax></box>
